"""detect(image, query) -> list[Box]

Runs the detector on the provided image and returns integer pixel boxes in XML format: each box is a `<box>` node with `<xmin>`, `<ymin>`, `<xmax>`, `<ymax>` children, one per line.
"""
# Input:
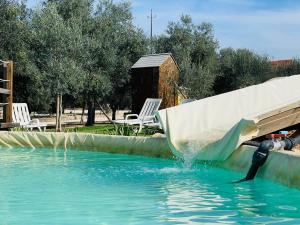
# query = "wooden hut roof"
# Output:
<box><xmin>132</xmin><ymin>53</ymin><xmax>179</xmax><ymax>70</ymax></box>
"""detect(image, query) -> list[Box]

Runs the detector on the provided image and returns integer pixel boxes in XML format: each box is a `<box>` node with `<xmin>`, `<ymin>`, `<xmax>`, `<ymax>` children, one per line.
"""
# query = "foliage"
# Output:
<box><xmin>61</xmin><ymin>124</ymin><xmax>161</xmax><ymax>136</ymax></box>
<box><xmin>183</xmin><ymin>60</ymin><xmax>217</xmax><ymax>99</ymax></box>
<box><xmin>9</xmin><ymin>127</ymin><xmax>27</xmax><ymax>132</ymax></box>
<box><xmin>91</xmin><ymin>0</ymin><xmax>147</xmax><ymax>120</ymax></box>
<box><xmin>1</xmin><ymin>0</ymin><xmax>300</xmax><ymax>125</ymax></box>
<box><xmin>31</xmin><ymin>2</ymin><xmax>85</xmax><ymax>96</ymax></box>
<box><xmin>154</xmin><ymin>15</ymin><xmax>219</xmax><ymax>99</ymax></box>
<box><xmin>273</xmin><ymin>59</ymin><xmax>300</xmax><ymax>77</ymax></box>
<box><xmin>0</xmin><ymin>0</ymin><xmax>29</xmax><ymax>63</ymax></box>
<box><xmin>214</xmin><ymin>48</ymin><xmax>273</xmax><ymax>94</ymax></box>
<box><xmin>0</xmin><ymin>0</ymin><xmax>39</xmax><ymax>108</ymax></box>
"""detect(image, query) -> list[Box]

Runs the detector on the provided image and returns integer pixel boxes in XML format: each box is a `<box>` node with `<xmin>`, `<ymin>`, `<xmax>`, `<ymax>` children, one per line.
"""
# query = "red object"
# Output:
<box><xmin>270</xmin><ymin>59</ymin><xmax>293</xmax><ymax>66</ymax></box>
<box><xmin>266</xmin><ymin>134</ymin><xmax>287</xmax><ymax>139</ymax></box>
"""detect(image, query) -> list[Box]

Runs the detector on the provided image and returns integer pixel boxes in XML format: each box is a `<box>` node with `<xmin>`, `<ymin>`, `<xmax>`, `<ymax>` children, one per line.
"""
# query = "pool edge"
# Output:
<box><xmin>0</xmin><ymin>131</ymin><xmax>174</xmax><ymax>159</ymax></box>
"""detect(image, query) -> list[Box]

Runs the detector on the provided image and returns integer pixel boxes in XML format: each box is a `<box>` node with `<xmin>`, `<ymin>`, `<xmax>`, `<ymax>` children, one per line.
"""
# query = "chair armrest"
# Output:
<box><xmin>125</xmin><ymin>114</ymin><xmax>139</xmax><ymax>120</ymax></box>
<box><xmin>141</xmin><ymin>115</ymin><xmax>155</xmax><ymax>121</ymax></box>
<box><xmin>30</xmin><ymin>118</ymin><xmax>40</xmax><ymax>125</ymax></box>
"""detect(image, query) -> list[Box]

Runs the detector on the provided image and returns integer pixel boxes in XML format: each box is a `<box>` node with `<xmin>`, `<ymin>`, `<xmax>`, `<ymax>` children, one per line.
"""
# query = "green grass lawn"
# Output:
<box><xmin>62</xmin><ymin>123</ymin><xmax>163</xmax><ymax>136</ymax></box>
<box><xmin>10</xmin><ymin>123</ymin><xmax>163</xmax><ymax>136</ymax></box>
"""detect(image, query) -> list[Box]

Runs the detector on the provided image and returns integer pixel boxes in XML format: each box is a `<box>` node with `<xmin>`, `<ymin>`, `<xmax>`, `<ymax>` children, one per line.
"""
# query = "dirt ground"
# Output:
<box><xmin>35</xmin><ymin>109</ymin><xmax>130</xmax><ymax>126</ymax></box>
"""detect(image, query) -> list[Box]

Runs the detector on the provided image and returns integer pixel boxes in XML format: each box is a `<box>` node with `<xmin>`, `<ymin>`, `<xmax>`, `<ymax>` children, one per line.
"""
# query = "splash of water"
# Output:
<box><xmin>181</xmin><ymin>140</ymin><xmax>206</xmax><ymax>168</ymax></box>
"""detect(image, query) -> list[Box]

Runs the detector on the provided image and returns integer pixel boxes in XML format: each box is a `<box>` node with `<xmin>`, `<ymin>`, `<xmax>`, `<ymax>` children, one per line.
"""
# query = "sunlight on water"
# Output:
<box><xmin>0</xmin><ymin>147</ymin><xmax>300</xmax><ymax>224</ymax></box>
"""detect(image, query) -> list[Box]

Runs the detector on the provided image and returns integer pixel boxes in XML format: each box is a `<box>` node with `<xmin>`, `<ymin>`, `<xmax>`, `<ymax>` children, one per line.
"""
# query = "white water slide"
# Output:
<box><xmin>157</xmin><ymin>75</ymin><xmax>300</xmax><ymax>161</ymax></box>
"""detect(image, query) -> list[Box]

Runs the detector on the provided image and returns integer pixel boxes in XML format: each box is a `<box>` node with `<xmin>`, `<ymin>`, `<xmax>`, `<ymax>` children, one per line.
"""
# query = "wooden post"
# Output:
<box><xmin>59</xmin><ymin>94</ymin><xmax>62</xmax><ymax>131</ymax></box>
<box><xmin>56</xmin><ymin>93</ymin><xmax>62</xmax><ymax>132</ymax></box>
<box><xmin>5</xmin><ymin>61</ymin><xmax>13</xmax><ymax>123</ymax></box>
<box><xmin>80</xmin><ymin>100</ymin><xmax>86</xmax><ymax>124</ymax></box>
<box><xmin>56</xmin><ymin>94</ymin><xmax>60</xmax><ymax>131</ymax></box>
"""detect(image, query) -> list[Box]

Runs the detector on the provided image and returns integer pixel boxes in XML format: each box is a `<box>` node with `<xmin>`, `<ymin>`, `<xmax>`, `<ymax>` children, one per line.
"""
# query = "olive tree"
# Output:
<box><xmin>85</xmin><ymin>0</ymin><xmax>147</xmax><ymax>123</ymax></box>
<box><xmin>30</xmin><ymin>3</ymin><xmax>85</xmax><ymax>130</ymax></box>
<box><xmin>155</xmin><ymin>15</ymin><xmax>219</xmax><ymax>99</ymax></box>
<box><xmin>214</xmin><ymin>48</ymin><xmax>273</xmax><ymax>94</ymax></box>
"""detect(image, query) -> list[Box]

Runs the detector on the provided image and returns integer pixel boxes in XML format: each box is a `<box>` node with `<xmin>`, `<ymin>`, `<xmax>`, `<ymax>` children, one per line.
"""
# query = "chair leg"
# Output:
<box><xmin>138</xmin><ymin>123</ymin><xmax>143</xmax><ymax>133</ymax></box>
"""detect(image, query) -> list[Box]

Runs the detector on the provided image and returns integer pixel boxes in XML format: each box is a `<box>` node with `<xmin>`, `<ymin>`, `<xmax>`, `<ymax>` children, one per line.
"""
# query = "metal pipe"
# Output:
<box><xmin>236</xmin><ymin>134</ymin><xmax>300</xmax><ymax>182</ymax></box>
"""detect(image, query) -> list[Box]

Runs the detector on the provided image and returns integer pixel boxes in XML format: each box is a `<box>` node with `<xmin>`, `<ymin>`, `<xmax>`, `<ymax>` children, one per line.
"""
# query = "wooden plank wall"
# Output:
<box><xmin>131</xmin><ymin>67</ymin><xmax>159</xmax><ymax>113</ymax></box>
<box><xmin>255</xmin><ymin>107</ymin><xmax>300</xmax><ymax>138</ymax></box>
<box><xmin>159</xmin><ymin>56</ymin><xmax>179</xmax><ymax>109</ymax></box>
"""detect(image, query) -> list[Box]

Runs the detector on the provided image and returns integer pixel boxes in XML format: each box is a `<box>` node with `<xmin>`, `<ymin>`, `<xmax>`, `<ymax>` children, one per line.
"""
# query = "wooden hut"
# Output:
<box><xmin>131</xmin><ymin>53</ymin><xmax>179</xmax><ymax>113</ymax></box>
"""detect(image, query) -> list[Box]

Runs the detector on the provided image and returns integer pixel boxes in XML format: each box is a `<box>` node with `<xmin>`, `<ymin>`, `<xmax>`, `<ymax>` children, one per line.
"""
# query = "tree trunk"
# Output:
<box><xmin>59</xmin><ymin>94</ymin><xmax>62</xmax><ymax>131</ymax></box>
<box><xmin>56</xmin><ymin>95</ymin><xmax>59</xmax><ymax>131</ymax></box>
<box><xmin>95</xmin><ymin>100</ymin><xmax>113</xmax><ymax>123</ymax></box>
<box><xmin>80</xmin><ymin>100</ymin><xmax>86</xmax><ymax>124</ymax></box>
<box><xmin>111</xmin><ymin>105</ymin><xmax>117</xmax><ymax>121</ymax></box>
<box><xmin>55</xmin><ymin>94</ymin><xmax>62</xmax><ymax>132</ymax></box>
<box><xmin>86</xmin><ymin>96</ymin><xmax>95</xmax><ymax>126</ymax></box>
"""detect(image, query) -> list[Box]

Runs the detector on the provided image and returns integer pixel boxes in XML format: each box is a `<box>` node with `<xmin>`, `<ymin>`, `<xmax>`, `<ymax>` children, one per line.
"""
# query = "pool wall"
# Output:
<box><xmin>0</xmin><ymin>132</ymin><xmax>173</xmax><ymax>158</ymax></box>
<box><xmin>219</xmin><ymin>145</ymin><xmax>300</xmax><ymax>189</ymax></box>
<box><xmin>0</xmin><ymin>131</ymin><xmax>299</xmax><ymax>189</ymax></box>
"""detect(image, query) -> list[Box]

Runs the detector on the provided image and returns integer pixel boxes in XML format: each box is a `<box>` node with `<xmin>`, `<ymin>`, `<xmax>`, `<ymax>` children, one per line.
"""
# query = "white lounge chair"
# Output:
<box><xmin>12</xmin><ymin>103</ymin><xmax>47</xmax><ymax>131</ymax></box>
<box><xmin>114</xmin><ymin>98</ymin><xmax>162</xmax><ymax>133</ymax></box>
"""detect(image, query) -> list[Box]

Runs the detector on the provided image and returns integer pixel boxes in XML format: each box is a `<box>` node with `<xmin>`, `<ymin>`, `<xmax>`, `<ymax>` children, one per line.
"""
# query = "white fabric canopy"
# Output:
<box><xmin>157</xmin><ymin>75</ymin><xmax>300</xmax><ymax>161</ymax></box>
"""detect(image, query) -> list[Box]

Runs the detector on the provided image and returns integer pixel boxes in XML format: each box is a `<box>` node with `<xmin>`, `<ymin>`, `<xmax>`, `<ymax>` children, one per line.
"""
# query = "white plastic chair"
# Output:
<box><xmin>114</xmin><ymin>98</ymin><xmax>162</xmax><ymax>133</ymax></box>
<box><xmin>12</xmin><ymin>103</ymin><xmax>47</xmax><ymax>131</ymax></box>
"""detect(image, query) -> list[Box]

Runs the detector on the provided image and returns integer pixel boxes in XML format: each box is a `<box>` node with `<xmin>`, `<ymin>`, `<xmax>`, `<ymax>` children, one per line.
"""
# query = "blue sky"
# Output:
<box><xmin>27</xmin><ymin>0</ymin><xmax>300</xmax><ymax>59</ymax></box>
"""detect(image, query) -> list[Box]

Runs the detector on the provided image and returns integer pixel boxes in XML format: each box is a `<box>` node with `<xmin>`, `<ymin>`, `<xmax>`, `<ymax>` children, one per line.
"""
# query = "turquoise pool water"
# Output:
<box><xmin>0</xmin><ymin>148</ymin><xmax>300</xmax><ymax>224</ymax></box>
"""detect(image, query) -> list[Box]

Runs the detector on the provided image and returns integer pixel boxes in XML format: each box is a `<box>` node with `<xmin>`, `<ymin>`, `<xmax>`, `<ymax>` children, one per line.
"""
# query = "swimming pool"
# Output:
<box><xmin>0</xmin><ymin>147</ymin><xmax>300</xmax><ymax>224</ymax></box>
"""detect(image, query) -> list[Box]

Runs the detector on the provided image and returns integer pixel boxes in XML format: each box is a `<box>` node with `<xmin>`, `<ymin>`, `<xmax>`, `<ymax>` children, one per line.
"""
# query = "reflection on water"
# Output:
<box><xmin>161</xmin><ymin>179</ymin><xmax>233</xmax><ymax>224</ymax></box>
<box><xmin>0</xmin><ymin>147</ymin><xmax>300</xmax><ymax>224</ymax></box>
<box><xmin>168</xmin><ymin>174</ymin><xmax>299</xmax><ymax>223</ymax></box>
<box><xmin>143</xmin><ymin>162</ymin><xmax>300</xmax><ymax>224</ymax></box>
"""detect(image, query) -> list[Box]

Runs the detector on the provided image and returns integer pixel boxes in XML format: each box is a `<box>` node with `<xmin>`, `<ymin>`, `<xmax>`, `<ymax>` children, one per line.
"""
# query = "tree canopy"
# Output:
<box><xmin>154</xmin><ymin>15</ymin><xmax>219</xmax><ymax>99</ymax></box>
<box><xmin>1</xmin><ymin>0</ymin><xmax>300</xmax><ymax>124</ymax></box>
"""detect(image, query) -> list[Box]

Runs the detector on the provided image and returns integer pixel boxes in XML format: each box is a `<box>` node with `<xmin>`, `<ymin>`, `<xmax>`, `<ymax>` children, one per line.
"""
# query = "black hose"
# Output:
<box><xmin>242</xmin><ymin>140</ymin><xmax>260</xmax><ymax>147</ymax></box>
<box><xmin>292</xmin><ymin>135</ymin><xmax>300</xmax><ymax>145</ymax></box>
<box><xmin>234</xmin><ymin>140</ymin><xmax>273</xmax><ymax>183</ymax></box>
<box><xmin>244</xmin><ymin>140</ymin><xmax>273</xmax><ymax>180</ymax></box>
<box><xmin>235</xmin><ymin>134</ymin><xmax>300</xmax><ymax>183</ymax></box>
<box><xmin>283</xmin><ymin>135</ymin><xmax>300</xmax><ymax>150</ymax></box>
<box><xmin>283</xmin><ymin>138</ymin><xmax>294</xmax><ymax>150</ymax></box>
<box><xmin>237</xmin><ymin>137</ymin><xmax>294</xmax><ymax>182</ymax></box>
